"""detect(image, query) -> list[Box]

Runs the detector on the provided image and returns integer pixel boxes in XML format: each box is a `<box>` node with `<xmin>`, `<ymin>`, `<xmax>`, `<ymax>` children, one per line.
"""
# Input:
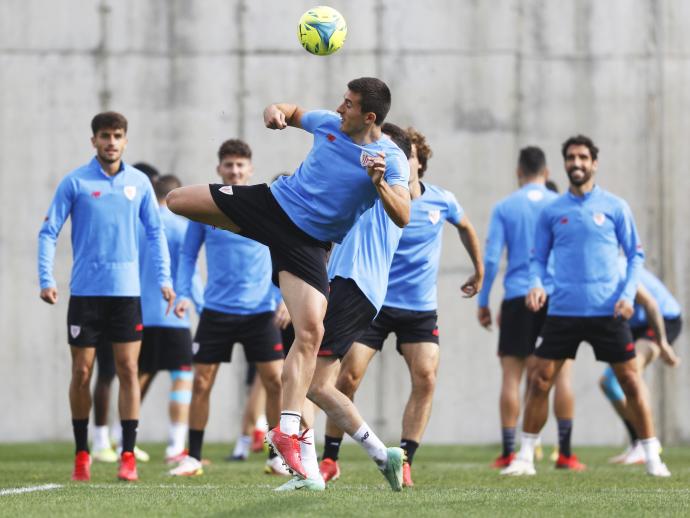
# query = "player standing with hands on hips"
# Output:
<box><xmin>38</xmin><ymin>112</ymin><xmax>175</xmax><ymax>482</ymax></box>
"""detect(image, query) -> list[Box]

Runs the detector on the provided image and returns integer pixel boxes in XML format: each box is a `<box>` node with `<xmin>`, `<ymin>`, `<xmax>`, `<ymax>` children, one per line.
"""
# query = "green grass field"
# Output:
<box><xmin>1</xmin><ymin>443</ymin><xmax>690</xmax><ymax>517</ymax></box>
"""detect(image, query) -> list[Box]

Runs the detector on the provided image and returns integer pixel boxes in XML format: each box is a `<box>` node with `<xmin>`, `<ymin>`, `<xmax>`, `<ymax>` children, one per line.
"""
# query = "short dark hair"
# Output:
<box><xmin>545</xmin><ymin>180</ymin><xmax>559</xmax><ymax>193</ymax></box>
<box><xmin>272</xmin><ymin>171</ymin><xmax>291</xmax><ymax>183</ymax></box>
<box><xmin>518</xmin><ymin>146</ymin><xmax>547</xmax><ymax>177</ymax></box>
<box><xmin>218</xmin><ymin>139</ymin><xmax>252</xmax><ymax>162</ymax></box>
<box><xmin>561</xmin><ymin>134</ymin><xmax>599</xmax><ymax>161</ymax></box>
<box><xmin>406</xmin><ymin>127</ymin><xmax>433</xmax><ymax>178</ymax></box>
<box><xmin>91</xmin><ymin>111</ymin><xmax>127</xmax><ymax>135</ymax></box>
<box><xmin>347</xmin><ymin>77</ymin><xmax>391</xmax><ymax>126</ymax></box>
<box><xmin>381</xmin><ymin>122</ymin><xmax>411</xmax><ymax>159</ymax></box>
<box><xmin>133</xmin><ymin>162</ymin><xmax>160</xmax><ymax>184</ymax></box>
<box><xmin>155</xmin><ymin>174</ymin><xmax>182</xmax><ymax>200</ymax></box>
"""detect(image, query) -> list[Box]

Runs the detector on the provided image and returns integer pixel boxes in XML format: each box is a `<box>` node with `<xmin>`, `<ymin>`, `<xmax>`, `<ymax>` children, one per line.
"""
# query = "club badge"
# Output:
<box><xmin>124</xmin><ymin>186</ymin><xmax>137</xmax><ymax>200</ymax></box>
<box><xmin>428</xmin><ymin>209</ymin><xmax>441</xmax><ymax>224</ymax></box>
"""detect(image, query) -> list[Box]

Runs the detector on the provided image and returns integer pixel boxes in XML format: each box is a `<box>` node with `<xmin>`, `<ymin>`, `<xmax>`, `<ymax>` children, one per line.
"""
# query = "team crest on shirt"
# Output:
<box><xmin>593</xmin><ymin>212</ymin><xmax>606</xmax><ymax>226</ymax></box>
<box><xmin>428</xmin><ymin>209</ymin><xmax>441</xmax><ymax>224</ymax></box>
<box><xmin>219</xmin><ymin>185</ymin><xmax>234</xmax><ymax>195</ymax></box>
<box><xmin>527</xmin><ymin>190</ymin><xmax>544</xmax><ymax>202</ymax></box>
<box><xmin>123</xmin><ymin>185</ymin><xmax>137</xmax><ymax>200</ymax></box>
<box><xmin>360</xmin><ymin>151</ymin><xmax>376</xmax><ymax>168</ymax></box>
<box><xmin>70</xmin><ymin>325</ymin><xmax>81</xmax><ymax>339</ymax></box>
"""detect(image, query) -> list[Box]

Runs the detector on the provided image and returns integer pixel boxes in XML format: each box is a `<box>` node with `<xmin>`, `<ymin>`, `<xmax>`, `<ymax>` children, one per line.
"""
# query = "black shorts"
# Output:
<box><xmin>319</xmin><ymin>277</ymin><xmax>377</xmax><ymax>359</ymax></box>
<box><xmin>498</xmin><ymin>297</ymin><xmax>548</xmax><ymax>358</ymax></box>
<box><xmin>631</xmin><ymin>317</ymin><xmax>683</xmax><ymax>345</ymax></box>
<box><xmin>357</xmin><ymin>306</ymin><xmax>439</xmax><ymax>353</ymax></box>
<box><xmin>67</xmin><ymin>296</ymin><xmax>142</xmax><ymax>346</ymax></box>
<box><xmin>139</xmin><ymin>327</ymin><xmax>193</xmax><ymax>373</ymax></box>
<box><xmin>95</xmin><ymin>339</ymin><xmax>116</xmax><ymax>380</ymax></box>
<box><xmin>209</xmin><ymin>183</ymin><xmax>331</xmax><ymax>299</ymax></box>
<box><xmin>535</xmin><ymin>316</ymin><xmax>636</xmax><ymax>364</ymax></box>
<box><xmin>193</xmin><ymin>309</ymin><xmax>284</xmax><ymax>364</ymax></box>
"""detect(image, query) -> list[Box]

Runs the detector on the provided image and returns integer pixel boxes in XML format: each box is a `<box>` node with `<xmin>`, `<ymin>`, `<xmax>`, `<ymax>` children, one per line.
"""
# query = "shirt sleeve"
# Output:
<box><xmin>444</xmin><ymin>190</ymin><xmax>464</xmax><ymax>226</ymax></box>
<box><xmin>38</xmin><ymin>176</ymin><xmax>75</xmax><ymax>289</ymax></box>
<box><xmin>529</xmin><ymin>208</ymin><xmax>553</xmax><ymax>290</ymax></box>
<box><xmin>177</xmin><ymin>222</ymin><xmax>205</xmax><ymax>300</ymax></box>
<box><xmin>138</xmin><ymin>183</ymin><xmax>172</xmax><ymax>288</ymax></box>
<box><xmin>382</xmin><ymin>149</ymin><xmax>410</xmax><ymax>190</ymax></box>
<box><xmin>300</xmin><ymin>110</ymin><xmax>338</xmax><ymax>134</ymax></box>
<box><xmin>478</xmin><ymin>205</ymin><xmax>505</xmax><ymax>307</ymax></box>
<box><xmin>615</xmin><ymin>200</ymin><xmax>645</xmax><ymax>304</ymax></box>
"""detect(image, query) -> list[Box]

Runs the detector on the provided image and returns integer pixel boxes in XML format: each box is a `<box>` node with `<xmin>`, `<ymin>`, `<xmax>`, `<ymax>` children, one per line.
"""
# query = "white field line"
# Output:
<box><xmin>0</xmin><ymin>484</ymin><xmax>62</xmax><ymax>496</ymax></box>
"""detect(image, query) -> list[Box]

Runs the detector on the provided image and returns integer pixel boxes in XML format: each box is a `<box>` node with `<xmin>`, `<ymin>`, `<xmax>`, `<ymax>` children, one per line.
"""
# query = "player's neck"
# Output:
<box><xmin>519</xmin><ymin>176</ymin><xmax>545</xmax><ymax>187</ymax></box>
<box><xmin>409</xmin><ymin>178</ymin><xmax>422</xmax><ymax>199</ymax></box>
<box><xmin>569</xmin><ymin>179</ymin><xmax>595</xmax><ymax>197</ymax></box>
<box><xmin>348</xmin><ymin>124</ymin><xmax>381</xmax><ymax>145</ymax></box>
<box><xmin>97</xmin><ymin>157</ymin><xmax>122</xmax><ymax>176</ymax></box>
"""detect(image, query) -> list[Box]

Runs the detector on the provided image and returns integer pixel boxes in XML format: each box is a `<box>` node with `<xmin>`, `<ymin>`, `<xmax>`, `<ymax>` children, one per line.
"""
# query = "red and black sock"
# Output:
<box><xmin>322</xmin><ymin>435</ymin><xmax>343</xmax><ymax>461</ymax></box>
<box><xmin>400</xmin><ymin>439</ymin><xmax>419</xmax><ymax>466</ymax></box>
<box><xmin>72</xmin><ymin>419</ymin><xmax>89</xmax><ymax>454</ymax></box>
<box><xmin>121</xmin><ymin>420</ymin><xmax>138</xmax><ymax>453</ymax></box>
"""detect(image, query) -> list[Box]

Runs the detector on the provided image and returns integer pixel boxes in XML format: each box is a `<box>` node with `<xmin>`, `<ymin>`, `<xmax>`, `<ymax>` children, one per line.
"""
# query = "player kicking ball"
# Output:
<box><xmin>166</xmin><ymin>77</ymin><xmax>410</xmax><ymax>478</ymax></box>
<box><xmin>38</xmin><ymin>112</ymin><xmax>174</xmax><ymax>481</ymax></box>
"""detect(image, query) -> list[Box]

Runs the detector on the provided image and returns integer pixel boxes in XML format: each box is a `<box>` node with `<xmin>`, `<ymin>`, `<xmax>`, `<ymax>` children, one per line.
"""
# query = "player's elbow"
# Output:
<box><xmin>394</xmin><ymin>207</ymin><xmax>410</xmax><ymax>228</ymax></box>
<box><xmin>166</xmin><ymin>188</ymin><xmax>183</xmax><ymax>215</ymax></box>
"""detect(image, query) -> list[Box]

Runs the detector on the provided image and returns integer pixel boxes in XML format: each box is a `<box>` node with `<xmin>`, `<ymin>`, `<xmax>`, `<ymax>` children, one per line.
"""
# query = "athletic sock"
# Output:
<box><xmin>188</xmin><ymin>429</ymin><xmax>205</xmax><ymax>461</ymax></box>
<box><xmin>400</xmin><ymin>438</ymin><xmax>419</xmax><ymax>466</ymax></box>
<box><xmin>623</xmin><ymin>419</ymin><xmax>638</xmax><ymax>445</ymax></box>
<box><xmin>516</xmin><ymin>432</ymin><xmax>539</xmax><ymax>462</ymax></box>
<box><xmin>501</xmin><ymin>427</ymin><xmax>516</xmax><ymax>458</ymax></box>
<box><xmin>111</xmin><ymin>422</ymin><xmax>123</xmax><ymax>448</ymax></box>
<box><xmin>299</xmin><ymin>428</ymin><xmax>322</xmax><ymax>481</ymax></box>
<box><xmin>640</xmin><ymin>437</ymin><xmax>662</xmax><ymax>464</ymax></box>
<box><xmin>557</xmin><ymin>419</ymin><xmax>573</xmax><ymax>457</ymax></box>
<box><xmin>120</xmin><ymin>420</ymin><xmax>138</xmax><ymax>454</ymax></box>
<box><xmin>352</xmin><ymin>423</ymin><xmax>387</xmax><ymax>468</ymax></box>
<box><xmin>167</xmin><ymin>422</ymin><xmax>188</xmax><ymax>456</ymax></box>
<box><xmin>280</xmin><ymin>411</ymin><xmax>301</xmax><ymax>436</ymax></box>
<box><xmin>92</xmin><ymin>425</ymin><xmax>110</xmax><ymax>451</ymax></box>
<box><xmin>322</xmin><ymin>435</ymin><xmax>343</xmax><ymax>461</ymax></box>
<box><xmin>72</xmin><ymin>419</ymin><xmax>89</xmax><ymax>454</ymax></box>
<box><xmin>232</xmin><ymin>435</ymin><xmax>251</xmax><ymax>458</ymax></box>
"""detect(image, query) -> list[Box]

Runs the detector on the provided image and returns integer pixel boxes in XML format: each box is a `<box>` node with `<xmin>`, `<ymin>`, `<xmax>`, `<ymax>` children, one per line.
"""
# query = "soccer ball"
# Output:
<box><xmin>297</xmin><ymin>6</ymin><xmax>347</xmax><ymax>56</ymax></box>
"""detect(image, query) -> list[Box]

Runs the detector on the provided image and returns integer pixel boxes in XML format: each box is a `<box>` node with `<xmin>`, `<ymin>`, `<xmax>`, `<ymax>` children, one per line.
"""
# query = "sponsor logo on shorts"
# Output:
<box><xmin>646</xmin><ymin>328</ymin><xmax>656</xmax><ymax>338</ymax></box>
<box><xmin>535</xmin><ymin>336</ymin><xmax>544</xmax><ymax>348</ymax></box>
<box><xmin>360</xmin><ymin>150</ymin><xmax>376</xmax><ymax>168</ymax></box>
<box><xmin>91</xmin><ymin>191</ymin><xmax>101</xmax><ymax>199</ymax></box>
<box><xmin>219</xmin><ymin>185</ymin><xmax>234</xmax><ymax>195</ymax></box>
<box><xmin>625</xmin><ymin>342</ymin><xmax>635</xmax><ymax>352</ymax></box>
<box><xmin>560</xmin><ymin>217</ymin><xmax>569</xmax><ymax>225</ymax></box>
<box><xmin>592</xmin><ymin>212</ymin><xmax>606</xmax><ymax>226</ymax></box>
<box><xmin>527</xmin><ymin>190</ymin><xmax>544</xmax><ymax>202</ymax></box>
<box><xmin>192</xmin><ymin>342</ymin><xmax>200</xmax><ymax>355</ymax></box>
<box><xmin>317</xmin><ymin>349</ymin><xmax>334</xmax><ymax>357</ymax></box>
<box><xmin>124</xmin><ymin>186</ymin><xmax>137</xmax><ymax>200</ymax></box>
<box><xmin>70</xmin><ymin>325</ymin><xmax>81</xmax><ymax>339</ymax></box>
<box><xmin>327</xmin><ymin>133</ymin><xmax>336</xmax><ymax>142</ymax></box>
<box><xmin>135</xmin><ymin>323</ymin><xmax>143</xmax><ymax>332</ymax></box>
<box><xmin>273</xmin><ymin>343</ymin><xmax>284</xmax><ymax>352</ymax></box>
<box><xmin>432</xmin><ymin>328</ymin><xmax>440</xmax><ymax>337</ymax></box>
<box><xmin>428</xmin><ymin>210</ymin><xmax>441</xmax><ymax>225</ymax></box>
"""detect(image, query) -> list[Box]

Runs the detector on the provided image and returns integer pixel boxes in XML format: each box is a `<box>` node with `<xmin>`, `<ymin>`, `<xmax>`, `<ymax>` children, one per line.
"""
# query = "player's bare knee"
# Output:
<box><xmin>412</xmin><ymin>368</ymin><xmax>437</xmax><ymax>395</ymax></box>
<box><xmin>72</xmin><ymin>365</ymin><xmax>92</xmax><ymax>388</ymax></box>
<box><xmin>335</xmin><ymin>370</ymin><xmax>360</xmax><ymax>397</ymax></box>
<box><xmin>529</xmin><ymin>369</ymin><xmax>553</xmax><ymax>394</ymax></box>
<box><xmin>261</xmin><ymin>372</ymin><xmax>282</xmax><ymax>396</ymax></box>
<box><xmin>617</xmin><ymin>371</ymin><xmax>641</xmax><ymax>400</ymax></box>
<box><xmin>294</xmin><ymin>321</ymin><xmax>324</xmax><ymax>349</ymax></box>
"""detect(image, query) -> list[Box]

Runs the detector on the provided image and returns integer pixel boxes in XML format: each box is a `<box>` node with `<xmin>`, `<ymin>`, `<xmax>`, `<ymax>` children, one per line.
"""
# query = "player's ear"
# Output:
<box><xmin>91</xmin><ymin>135</ymin><xmax>97</xmax><ymax>148</ymax></box>
<box><xmin>365</xmin><ymin>112</ymin><xmax>377</xmax><ymax>126</ymax></box>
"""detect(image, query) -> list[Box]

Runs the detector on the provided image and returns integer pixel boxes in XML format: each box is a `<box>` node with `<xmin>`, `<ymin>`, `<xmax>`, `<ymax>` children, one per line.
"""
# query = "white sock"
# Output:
<box><xmin>352</xmin><ymin>423</ymin><xmax>387</xmax><ymax>468</ymax></box>
<box><xmin>280</xmin><ymin>411</ymin><xmax>301</xmax><ymax>436</ymax></box>
<box><xmin>232</xmin><ymin>435</ymin><xmax>252</xmax><ymax>458</ymax></box>
<box><xmin>111</xmin><ymin>423</ymin><xmax>122</xmax><ymax>448</ymax></box>
<box><xmin>299</xmin><ymin>428</ymin><xmax>323</xmax><ymax>481</ymax></box>
<box><xmin>516</xmin><ymin>432</ymin><xmax>539</xmax><ymax>462</ymax></box>
<box><xmin>640</xmin><ymin>437</ymin><xmax>662</xmax><ymax>464</ymax></box>
<box><xmin>255</xmin><ymin>414</ymin><xmax>268</xmax><ymax>432</ymax></box>
<box><xmin>167</xmin><ymin>422</ymin><xmax>188</xmax><ymax>456</ymax></box>
<box><xmin>92</xmin><ymin>425</ymin><xmax>110</xmax><ymax>451</ymax></box>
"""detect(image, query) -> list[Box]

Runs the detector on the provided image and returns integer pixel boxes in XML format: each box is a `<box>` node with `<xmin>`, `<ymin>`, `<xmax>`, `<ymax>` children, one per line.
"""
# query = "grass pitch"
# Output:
<box><xmin>1</xmin><ymin>443</ymin><xmax>689</xmax><ymax>517</ymax></box>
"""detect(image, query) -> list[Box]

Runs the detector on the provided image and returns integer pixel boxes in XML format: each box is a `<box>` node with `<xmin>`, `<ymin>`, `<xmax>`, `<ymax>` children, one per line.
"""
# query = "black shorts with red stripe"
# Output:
<box><xmin>67</xmin><ymin>296</ymin><xmax>142</xmax><ymax>346</ymax></box>
<box><xmin>357</xmin><ymin>306</ymin><xmax>440</xmax><ymax>354</ymax></box>
<box><xmin>535</xmin><ymin>315</ymin><xmax>636</xmax><ymax>364</ymax></box>
<box><xmin>193</xmin><ymin>309</ymin><xmax>284</xmax><ymax>364</ymax></box>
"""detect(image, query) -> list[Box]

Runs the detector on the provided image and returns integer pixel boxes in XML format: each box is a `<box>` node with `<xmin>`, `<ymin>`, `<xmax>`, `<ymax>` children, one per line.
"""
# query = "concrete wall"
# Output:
<box><xmin>1</xmin><ymin>0</ymin><xmax>689</xmax><ymax>446</ymax></box>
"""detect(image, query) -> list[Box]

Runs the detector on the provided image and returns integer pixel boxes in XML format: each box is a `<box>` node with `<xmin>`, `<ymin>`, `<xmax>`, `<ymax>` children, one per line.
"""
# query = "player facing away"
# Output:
<box><xmin>38</xmin><ymin>112</ymin><xmax>175</xmax><ymax>481</ymax></box>
<box><xmin>319</xmin><ymin>127</ymin><xmax>484</xmax><ymax>487</ymax></box>
<box><xmin>169</xmin><ymin>139</ymin><xmax>287</xmax><ymax>477</ymax></box>
<box><xmin>166</xmin><ymin>77</ymin><xmax>410</xmax><ymax>476</ymax></box>
<box><xmin>501</xmin><ymin>135</ymin><xmax>670</xmax><ymax>477</ymax></box>
<box><xmin>477</xmin><ymin>147</ymin><xmax>584</xmax><ymax>471</ymax></box>
<box><xmin>138</xmin><ymin>175</ymin><xmax>205</xmax><ymax>464</ymax></box>
<box><xmin>274</xmin><ymin>123</ymin><xmax>412</xmax><ymax>492</ymax></box>
<box><xmin>602</xmin><ymin>259</ymin><xmax>681</xmax><ymax>464</ymax></box>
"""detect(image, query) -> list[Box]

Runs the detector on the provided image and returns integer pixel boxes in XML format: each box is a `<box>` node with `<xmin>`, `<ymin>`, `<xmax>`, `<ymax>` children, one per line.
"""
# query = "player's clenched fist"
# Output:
<box><xmin>264</xmin><ymin>105</ymin><xmax>288</xmax><ymax>129</ymax></box>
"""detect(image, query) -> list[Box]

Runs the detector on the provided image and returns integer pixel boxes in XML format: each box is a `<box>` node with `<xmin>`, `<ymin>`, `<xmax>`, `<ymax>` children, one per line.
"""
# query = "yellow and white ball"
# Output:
<box><xmin>297</xmin><ymin>6</ymin><xmax>347</xmax><ymax>56</ymax></box>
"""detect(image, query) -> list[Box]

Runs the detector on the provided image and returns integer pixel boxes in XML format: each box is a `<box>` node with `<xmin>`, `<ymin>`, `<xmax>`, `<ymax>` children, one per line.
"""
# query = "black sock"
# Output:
<box><xmin>400</xmin><ymin>439</ymin><xmax>420</xmax><ymax>466</ymax></box>
<box><xmin>623</xmin><ymin>419</ymin><xmax>638</xmax><ymax>445</ymax></box>
<box><xmin>189</xmin><ymin>429</ymin><xmax>205</xmax><ymax>461</ymax></box>
<box><xmin>72</xmin><ymin>419</ymin><xmax>89</xmax><ymax>454</ymax></box>
<box><xmin>121</xmin><ymin>420</ymin><xmax>138</xmax><ymax>453</ymax></box>
<box><xmin>322</xmin><ymin>435</ymin><xmax>343</xmax><ymax>461</ymax></box>
<box><xmin>501</xmin><ymin>427</ymin><xmax>516</xmax><ymax>458</ymax></box>
<box><xmin>558</xmin><ymin>419</ymin><xmax>573</xmax><ymax>457</ymax></box>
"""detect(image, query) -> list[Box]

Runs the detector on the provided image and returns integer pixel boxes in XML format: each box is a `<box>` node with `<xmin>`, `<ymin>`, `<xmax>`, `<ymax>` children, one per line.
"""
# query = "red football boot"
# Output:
<box><xmin>555</xmin><ymin>453</ymin><xmax>586</xmax><ymax>472</ymax></box>
<box><xmin>492</xmin><ymin>452</ymin><xmax>516</xmax><ymax>468</ymax></box>
<box><xmin>319</xmin><ymin>458</ymin><xmax>341</xmax><ymax>482</ymax></box>
<box><xmin>72</xmin><ymin>451</ymin><xmax>91</xmax><ymax>481</ymax></box>
<box><xmin>266</xmin><ymin>427</ymin><xmax>307</xmax><ymax>479</ymax></box>
<box><xmin>402</xmin><ymin>462</ymin><xmax>414</xmax><ymax>487</ymax></box>
<box><xmin>251</xmin><ymin>429</ymin><xmax>267</xmax><ymax>453</ymax></box>
<box><xmin>118</xmin><ymin>451</ymin><xmax>139</xmax><ymax>481</ymax></box>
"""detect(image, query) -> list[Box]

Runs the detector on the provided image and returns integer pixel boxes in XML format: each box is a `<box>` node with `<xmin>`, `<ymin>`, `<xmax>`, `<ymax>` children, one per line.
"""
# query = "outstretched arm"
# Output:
<box><xmin>367</xmin><ymin>153</ymin><xmax>410</xmax><ymax>227</ymax></box>
<box><xmin>263</xmin><ymin>103</ymin><xmax>307</xmax><ymax>130</ymax></box>
<box><xmin>454</xmin><ymin>215</ymin><xmax>484</xmax><ymax>298</ymax></box>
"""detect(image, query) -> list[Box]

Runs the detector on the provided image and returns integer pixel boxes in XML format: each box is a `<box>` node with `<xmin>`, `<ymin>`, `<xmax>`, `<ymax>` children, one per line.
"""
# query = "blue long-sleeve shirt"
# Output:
<box><xmin>529</xmin><ymin>185</ymin><xmax>644</xmax><ymax>316</ymax></box>
<box><xmin>478</xmin><ymin>183</ymin><xmax>557</xmax><ymax>307</ymax></box>
<box><xmin>177</xmin><ymin>221</ymin><xmax>276</xmax><ymax>315</ymax></box>
<box><xmin>140</xmin><ymin>206</ymin><xmax>204</xmax><ymax>328</ymax></box>
<box><xmin>38</xmin><ymin>157</ymin><xmax>171</xmax><ymax>296</ymax></box>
